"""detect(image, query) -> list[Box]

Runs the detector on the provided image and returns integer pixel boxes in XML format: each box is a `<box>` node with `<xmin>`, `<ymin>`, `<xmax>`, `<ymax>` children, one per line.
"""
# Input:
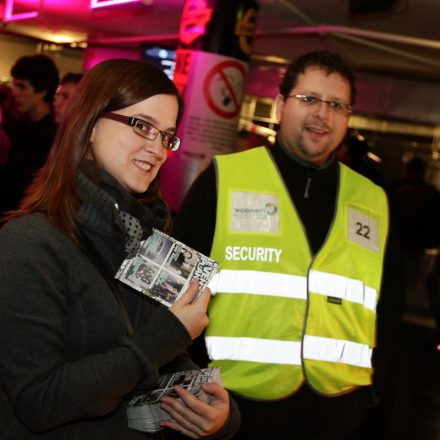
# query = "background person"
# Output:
<box><xmin>387</xmin><ymin>156</ymin><xmax>440</xmax><ymax>256</ymax></box>
<box><xmin>387</xmin><ymin>156</ymin><xmax>440</xmax><ymax>342</ymax></box>
<box><xmin>0</xmin><ymin>84</ymin><xmax>16</xmax><ymax>168</ymax></box>
<box><xmin>174</xmin><ymin>50</ymin><xmax>404</xmax><ymax>439</ymax></box>
<box><xmin>337</xmin><ymin>132</ymin><xmax>384</xmax><ymax>187</ymax></box>
<box><xmin>0</xmin><ymin>54</ymin><xmax>59</xmax><ymax>214</ymax></box>
<box><xmin>0</xmin><ymin>105</ymin><xmax>10</xmax><ymax>167</ymax></box>
<box><xmin>0</xmin><ymin>59</ymin><xmax>239</xmax><ymax>439</ymax></box>
<box><xmin>53</xmin><ymin>72</ymin><xmax>84</xmax><ymax>124</ymax></box>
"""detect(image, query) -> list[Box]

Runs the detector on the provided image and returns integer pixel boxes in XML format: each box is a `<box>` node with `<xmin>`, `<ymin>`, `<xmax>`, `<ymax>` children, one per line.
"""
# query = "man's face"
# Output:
<box><xmin>275</xmin><ymin>67</ymin><xmax>351</xmax><ymax>165</ymax></box>
<box><xmin>54</xmin><ymin>82</ymin><xmax>78</xmax><ymax>124</ymax></box>
<box><xmin>11</xmin><ymin>78</ymin><xmax>46</xmax><ymax>115</ymax></box>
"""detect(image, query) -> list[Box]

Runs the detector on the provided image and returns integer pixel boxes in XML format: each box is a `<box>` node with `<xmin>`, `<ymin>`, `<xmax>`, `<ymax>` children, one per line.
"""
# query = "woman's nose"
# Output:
<box><xmin>144</xmin><ymin>136</ymin><xmax>166</xmax><ymax>161</ymax></box>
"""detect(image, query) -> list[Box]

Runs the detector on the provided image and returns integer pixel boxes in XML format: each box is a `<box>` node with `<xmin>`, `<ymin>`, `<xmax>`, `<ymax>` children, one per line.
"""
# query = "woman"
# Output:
<box><xmin>0</xmin><ymin>59</ymin><xmax>239</xmax><ymax>439</ymax></box>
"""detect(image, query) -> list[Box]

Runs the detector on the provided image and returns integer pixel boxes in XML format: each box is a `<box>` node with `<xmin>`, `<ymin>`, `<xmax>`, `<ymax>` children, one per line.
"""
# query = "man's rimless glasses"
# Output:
<box><xmin>288</xmin><ymin>94</ymin><xmax>353</xmax><ymax>116</ymax></box>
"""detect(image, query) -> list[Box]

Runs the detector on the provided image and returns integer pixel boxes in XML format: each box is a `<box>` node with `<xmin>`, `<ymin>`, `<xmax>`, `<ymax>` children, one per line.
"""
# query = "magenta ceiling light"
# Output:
<box><xmin>90</xmin><ymin>0</ymin><xmax>141</xmax><ymax>9</ymax></box>
<box><xmin>4</xmin><ymin>0</ymin><xmax>39</xmax><ymax>22</ymax></box>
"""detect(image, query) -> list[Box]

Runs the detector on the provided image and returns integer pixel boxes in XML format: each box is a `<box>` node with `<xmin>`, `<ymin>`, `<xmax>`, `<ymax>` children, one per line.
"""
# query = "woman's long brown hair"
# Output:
<box><xmin>4</xmin><ymin>59</ymin><xmax>183</xmax><ymax>242</ymax></box>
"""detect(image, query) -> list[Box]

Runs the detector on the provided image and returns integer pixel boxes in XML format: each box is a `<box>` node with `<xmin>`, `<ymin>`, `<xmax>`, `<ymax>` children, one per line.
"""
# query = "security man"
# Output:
<box><xmin>173</xmin><ymin>51</ymin><xmax>404</xmax><ymax>439</ymax></box>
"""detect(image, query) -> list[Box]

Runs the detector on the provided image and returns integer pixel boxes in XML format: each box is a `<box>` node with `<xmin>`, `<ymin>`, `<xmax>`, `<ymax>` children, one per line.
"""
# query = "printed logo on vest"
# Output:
<box><xmin>230</xmin><ymin>192</ymin><xmax>279</xmax><ymax>233</ymax></box>
<box><xmin>347</xmin><ymin>207</ymin><xmax>379</xmax><ymax>252</ymax></box>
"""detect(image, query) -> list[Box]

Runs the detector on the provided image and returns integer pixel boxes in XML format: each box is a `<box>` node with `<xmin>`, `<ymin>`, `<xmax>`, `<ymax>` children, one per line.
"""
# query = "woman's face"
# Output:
<box><xmin>90</xmin><ymin>94</ymin><xmax>178</xmax><ymax>194</ymax></box>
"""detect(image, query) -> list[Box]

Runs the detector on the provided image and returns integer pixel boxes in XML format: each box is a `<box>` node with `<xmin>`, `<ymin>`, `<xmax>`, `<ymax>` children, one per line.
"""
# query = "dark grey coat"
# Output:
<box><xmin>0</xmin><ymin>169</ymin><xmax>238</xmax><ymax>439</ymax></box>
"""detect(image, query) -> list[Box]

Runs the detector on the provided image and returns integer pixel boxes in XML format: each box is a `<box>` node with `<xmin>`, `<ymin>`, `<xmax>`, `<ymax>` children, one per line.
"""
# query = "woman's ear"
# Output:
<box><xmin>90</xmin><ymin>124</ymin><xmax>96</xmax><ymax>144</ymax></box>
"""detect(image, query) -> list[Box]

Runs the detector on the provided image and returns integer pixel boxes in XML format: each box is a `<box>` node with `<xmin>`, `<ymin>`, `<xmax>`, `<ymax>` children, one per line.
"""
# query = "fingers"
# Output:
<box><xmin>159</xmin><ymin>385</ymin><xmax>229</xmax><ymax>438</ymax></box>
<box><xmin>193</xmin><ymin>287</ymin><xmax>211</xmax><ymax>308</ymax></box>
<box><xmin>163</xmin><ymin>386</ymin><xmax>207</xmax><ymax>414</ymax></box>
<box><xmin>200</xmin><ymin>382</ymin><xmax>229</xmax><ymax>403</ymax></box>
<box><xmin>168</xmin><ymin>279</ymin><xmax>210</xmax><ymax>339</ymax></box>
<box><xmin>160</xmin><ymin>389</ymin><xmax>208</xmax><ymax>438</ymax></box>
<box><xmin>173</xmin><ymin>278</ymin><xmax>200</xmax><ymax>307</ymax></box>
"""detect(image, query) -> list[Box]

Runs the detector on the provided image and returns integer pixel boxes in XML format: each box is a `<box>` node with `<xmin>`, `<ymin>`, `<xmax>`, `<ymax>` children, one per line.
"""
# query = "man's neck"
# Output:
<box><xmin>28</xmin><ymin>101</ymin><xmax>51</xmax><ymax>122</ymax></box>
<box><xmin>276</xmin><ymin>138</ymin><xmax>336</xmax><ymax>170</ymax></box>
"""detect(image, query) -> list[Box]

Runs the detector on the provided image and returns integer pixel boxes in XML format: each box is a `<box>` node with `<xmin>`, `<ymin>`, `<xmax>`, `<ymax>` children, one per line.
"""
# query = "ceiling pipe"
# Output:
<box><xmin>332</xmin><ymin>32</ymin><xmax>440</xmax><ymax>68</ymax></box>
<box><xmin>86</xmin><ymin>23</ymin><xmax>440</xmax><ymax>71</ymax></box>
<box><xmin>87</xmin><ymin>33</ymin><xmax>178</xmax><ymax>45</ymax></box>
<box><xmin>87</xmin><ymin>23</ymin><xmax>440</xmax><ymax>51</ymax></box>
<box><xmin>256</xmin><ymin>24</ymin><xmax>440</xmax><ymax>50</ymax></box>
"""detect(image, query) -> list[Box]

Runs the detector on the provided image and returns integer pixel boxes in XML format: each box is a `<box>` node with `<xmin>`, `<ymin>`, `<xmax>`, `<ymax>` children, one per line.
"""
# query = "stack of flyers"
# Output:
<box><xmin>127</xmin><ymin>367</ymin><xmax>222</xmax><ymax>433</ymax></box>
<box><xmin>115</xmin><ymin>228</ymin><xmax>219</xmax><ymax>307</ymax></box>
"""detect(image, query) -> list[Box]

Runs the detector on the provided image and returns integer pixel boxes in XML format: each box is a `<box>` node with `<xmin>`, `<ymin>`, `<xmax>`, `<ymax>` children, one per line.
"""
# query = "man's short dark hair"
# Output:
<box><xmin>11</xmin><ymin>54</ymin><xmax>59</xmax><ymax>103</ymax></box>
<box><xmin>279</xmin><ymin>51</ymin><xmax>357</xmax><ymax>105</ymax></box>
<box><xmin>60</xmin><ymin>72</ymin><xmax>84</xmax><ymax>86</ymax></box>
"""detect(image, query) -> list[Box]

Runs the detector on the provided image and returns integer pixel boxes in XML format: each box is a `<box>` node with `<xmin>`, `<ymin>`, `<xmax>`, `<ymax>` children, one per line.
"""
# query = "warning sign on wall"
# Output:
<box><xmin>177</xmin><ymin>51</ymin><xmax>248</xmax><ymax>164</ymax></box>
<box><xmin>203</xmin><ymin>60</ymin><xmax>246</xmax><ymax>119</ymax></box>
<box><xmin>163</xmin><ymin>51</ymin><xmax>248</xmax><ymax>212</ymax></box>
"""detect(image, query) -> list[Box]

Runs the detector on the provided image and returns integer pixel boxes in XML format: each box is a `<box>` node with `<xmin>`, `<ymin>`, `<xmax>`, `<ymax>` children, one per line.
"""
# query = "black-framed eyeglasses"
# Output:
<box><xmin>288</xmin><ymin>94</ymin><xmax>353</xmax><ymax>115</ymax></box>
<box><xmin>102</xmin><ymin>112</ymin><xmax>180</xmax><ymax>151</ymax></box>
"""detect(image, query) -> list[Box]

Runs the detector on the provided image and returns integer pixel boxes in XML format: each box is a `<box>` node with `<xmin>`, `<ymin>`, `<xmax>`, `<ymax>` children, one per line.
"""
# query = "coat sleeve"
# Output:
<box><xmin>0</xmin><ymin>216</ymin><xmax>192</xmax><ymax>433</ymax></box>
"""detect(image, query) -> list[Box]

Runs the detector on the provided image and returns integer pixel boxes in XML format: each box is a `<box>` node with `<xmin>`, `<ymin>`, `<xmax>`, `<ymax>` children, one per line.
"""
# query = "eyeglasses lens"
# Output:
<box><xmin>133</xmin><ymin>119</ymin><xmax>179</xmax><ymax>151</ymax></box>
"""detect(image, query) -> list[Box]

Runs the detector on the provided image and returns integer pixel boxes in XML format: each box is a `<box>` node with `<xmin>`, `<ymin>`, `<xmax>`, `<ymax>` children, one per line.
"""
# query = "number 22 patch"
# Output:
<box><xmin>347</xmin><ymin>207</ymin><xmax>379</xmax><ymax>252</ymax></box>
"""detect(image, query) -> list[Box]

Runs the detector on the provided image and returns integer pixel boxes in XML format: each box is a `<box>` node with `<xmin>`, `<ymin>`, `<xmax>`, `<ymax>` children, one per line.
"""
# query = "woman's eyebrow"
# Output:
<box><xmin>133</xmin><ymin>113</ymin><xmax>176</xmax><ymax>132</ymax></box>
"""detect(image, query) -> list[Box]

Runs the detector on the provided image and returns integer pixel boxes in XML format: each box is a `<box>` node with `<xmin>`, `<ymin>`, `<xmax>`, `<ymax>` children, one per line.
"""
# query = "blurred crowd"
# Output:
<box><xmin>0</xmin><ymin>54</ymin><xmax>83</xmax><ymax>215</ymax></box>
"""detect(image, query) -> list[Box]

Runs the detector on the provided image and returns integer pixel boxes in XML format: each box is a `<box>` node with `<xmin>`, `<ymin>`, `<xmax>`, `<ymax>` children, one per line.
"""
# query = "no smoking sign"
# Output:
<box><xmin>203</xmin><ymin>60</ymin><xmax>246</xmax><ymax>119</ymax></box>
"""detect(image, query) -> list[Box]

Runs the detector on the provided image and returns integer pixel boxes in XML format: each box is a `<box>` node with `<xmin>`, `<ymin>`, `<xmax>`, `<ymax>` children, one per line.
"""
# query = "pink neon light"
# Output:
<box><xmin>90</xmin><ymin>0</ymin><xmax>140</xmax><ymax>9</ymax></box>
<box><xmin>4</xmin><ymin>0</ymin><xmax>39</xmax><ymax>22</ymax></box>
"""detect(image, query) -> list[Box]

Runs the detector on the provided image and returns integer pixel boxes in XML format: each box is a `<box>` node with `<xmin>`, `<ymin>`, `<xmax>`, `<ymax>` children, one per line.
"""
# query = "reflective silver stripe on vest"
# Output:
<box><xmin>208</xmin><ymin>269</ymin><xmax>307</xmax><ymax>299</ymax></box>
<box><xmin>208</xmin><ymin>269</ymin><xmax>377</xmax><ymax>312</ymax></box>
<box><xmin>309</xmin><ymin>270</ymin><xmax>377</xmax><ymax>312</ymax></box>
<box><xmin>303</xmin><ymin>335</ymin><xmax>372</xmax><ymax>368</ymax></box>
<box><xmin>206</xmin><ymin>336</ymin><xmax>302</xmax><ymax>365</ymax></box>
<box><xmin>206</xmin><ymin>336</ymin><xmax>372</xmax><ymax>368</ymax></box>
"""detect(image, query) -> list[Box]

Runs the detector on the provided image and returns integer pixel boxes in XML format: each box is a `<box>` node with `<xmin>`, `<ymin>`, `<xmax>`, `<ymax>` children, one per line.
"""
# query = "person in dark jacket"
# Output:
<box><xmin>0</xmin><ymin>54</ymin><xmax>59</xmax><ymax>214</ymax></box>
<box><xmin>0</xmin><ymin>59</ymin><xmax>239</xmax><ymax>439</ymax></box>
<box><xmin>173</xmin><ymin>51</ymin><xmax>404</xmax><ymax>439</ymax></box>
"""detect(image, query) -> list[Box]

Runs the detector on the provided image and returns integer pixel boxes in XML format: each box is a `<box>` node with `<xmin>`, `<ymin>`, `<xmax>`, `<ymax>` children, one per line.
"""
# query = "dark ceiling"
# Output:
<box><xmin>1</xmin><ymin>0</ymin><xmax>440</xmax><ymax>80</ymax></box>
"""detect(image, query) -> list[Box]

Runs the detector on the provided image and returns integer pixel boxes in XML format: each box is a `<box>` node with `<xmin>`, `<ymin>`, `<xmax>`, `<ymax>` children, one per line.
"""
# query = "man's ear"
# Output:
<box><xmin>274</xmin><ymin>94</ymin><xmax>285</xmax><ymax>123</ymax></box>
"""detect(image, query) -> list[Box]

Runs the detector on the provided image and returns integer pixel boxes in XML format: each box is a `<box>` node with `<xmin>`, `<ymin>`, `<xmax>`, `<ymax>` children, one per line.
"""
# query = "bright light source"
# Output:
<box><xmin>366</xmin><ymin>152</ymin><xmax>382</xmax><ymax>163</ymax></box>
<box><xmin>48</xmin><ymin>33</ymin><xmax>78</xmax><ymax>44</ymax></box>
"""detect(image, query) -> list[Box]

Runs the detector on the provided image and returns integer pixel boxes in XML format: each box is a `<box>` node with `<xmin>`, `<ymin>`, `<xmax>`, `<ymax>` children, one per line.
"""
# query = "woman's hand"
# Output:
<box><xmin>169</xmin><ymin>278</ymin><xmax>210</xmax><ymax>340</ymax></box>
<box><xmin>159</xmin><ymin>383</ymin><xmax>230</xmax><ymax>438</ymax></box>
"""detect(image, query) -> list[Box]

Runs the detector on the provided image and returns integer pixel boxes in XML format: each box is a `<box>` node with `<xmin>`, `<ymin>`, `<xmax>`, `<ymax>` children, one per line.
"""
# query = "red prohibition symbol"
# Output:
<box><xmin>203</xmin><ymin>60</ymin><xmax>246</xmax><ymax>119</ymax></box>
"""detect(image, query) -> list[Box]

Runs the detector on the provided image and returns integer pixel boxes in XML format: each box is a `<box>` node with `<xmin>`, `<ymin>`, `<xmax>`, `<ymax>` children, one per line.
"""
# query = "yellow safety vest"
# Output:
<box><xmin>206</xmin><ymin>147</ymin><xmax>389</xmax><ymax>399</ymax></box>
